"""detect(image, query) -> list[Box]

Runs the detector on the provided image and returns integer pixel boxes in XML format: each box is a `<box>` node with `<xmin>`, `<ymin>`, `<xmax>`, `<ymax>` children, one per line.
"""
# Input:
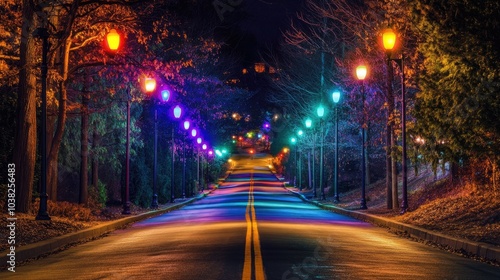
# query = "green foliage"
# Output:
<box><xmin>89</xmin><ymin>180</ymin><xmax>108</xmax><ymax>209</ymax></box>
<box><xmin>411</xmin><ymin>0</ymin><xmax>500</xmax><ymax>168</ymax></box>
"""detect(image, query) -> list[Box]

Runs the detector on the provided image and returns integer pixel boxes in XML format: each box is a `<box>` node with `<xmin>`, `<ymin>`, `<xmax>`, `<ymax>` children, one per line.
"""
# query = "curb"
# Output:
<box><xmin>1</xmin><ymin>190</ymin><xmax>214</xmax><ymax>266</ymax></box>
<box><xmin>286</xmin><ymin>188</ymin><xmax>500</xmax><ymax>263</ymax></box>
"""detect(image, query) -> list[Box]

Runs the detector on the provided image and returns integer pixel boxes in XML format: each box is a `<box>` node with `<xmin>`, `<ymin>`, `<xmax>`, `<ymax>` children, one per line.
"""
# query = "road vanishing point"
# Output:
<box><xmin>3</xmin><ymin>154</ymin><xmax>500</xmax><ymax>279</ymax></box>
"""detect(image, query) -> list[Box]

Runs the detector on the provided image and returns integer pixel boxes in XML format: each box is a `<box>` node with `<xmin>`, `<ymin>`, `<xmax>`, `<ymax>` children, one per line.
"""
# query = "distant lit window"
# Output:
<box><xmin>242</xmin><ymin>68</ymin><xmax>248</xmax><ymax>74</ymax></box>
<box><xmin>268</xmin><ymin>66</ymin><xmax>276</xmax><ymax>74</ymax></box>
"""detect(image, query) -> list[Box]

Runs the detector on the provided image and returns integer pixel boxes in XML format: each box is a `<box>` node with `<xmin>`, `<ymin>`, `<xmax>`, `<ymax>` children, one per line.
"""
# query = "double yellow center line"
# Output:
<box><xmin>242</xmin><ymin>171</ymin><xmax>265</xmax><ymax>280</ymax></box>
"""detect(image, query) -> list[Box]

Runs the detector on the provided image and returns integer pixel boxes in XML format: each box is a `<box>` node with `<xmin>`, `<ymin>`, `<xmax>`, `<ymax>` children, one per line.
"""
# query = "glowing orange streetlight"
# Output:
<box><xmin>382</xmin><ymin>29</ymin><xmax>396</xmax><ymax>52</ymax></box>
<box><xmin>144</xmin><ymin>77</ymin><xmax>157</xmax><ymax>93</ymax></box>
<box><xmin>356</xmin><ymin>64</ymin><xmax>367</xmax><ymax>81</ymax></box>
<box><xmin>106</xmin><ymin>29</ymin><xmax>121</xmax><ymax>52</ymax></box>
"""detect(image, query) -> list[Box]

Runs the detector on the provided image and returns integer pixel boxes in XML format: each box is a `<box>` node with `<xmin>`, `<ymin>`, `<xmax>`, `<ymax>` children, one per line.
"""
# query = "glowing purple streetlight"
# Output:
<box><xmin>191</xmin><ymin>128</ymin><xmax>197</xmax><ymax>137</ymax></box>
<box><xmin>183</xmin><ymin>120</ymin><xmax>190</xmax><ymax>130</ymax></box>
<box><xmin>173</xmin><ymin>105</ymin><xmax>182</xmax><ymax>119</ymax></box>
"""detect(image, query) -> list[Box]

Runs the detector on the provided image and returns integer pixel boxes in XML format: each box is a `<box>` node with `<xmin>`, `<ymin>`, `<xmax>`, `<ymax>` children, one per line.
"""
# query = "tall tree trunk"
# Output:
<box><xmin>79</xmin><ymin>89</ymin><xmax>89</xmax><ymax>205</ymax></box>
<box><xmin>47</xmin><ymin>36</ymin><xmax>71</xmax><ymax>200</ymax></box>
<box><xmin>13</xmin><ymin>0</ymin><xmax>36</xmax><ymax>213</ymax></box>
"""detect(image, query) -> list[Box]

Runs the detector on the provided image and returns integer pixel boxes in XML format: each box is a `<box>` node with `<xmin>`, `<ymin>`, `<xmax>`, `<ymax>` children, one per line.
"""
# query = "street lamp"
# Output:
<box><xmin>383</xmin><ymin>28</ymin><xmax>408</xmax><ymax>213</ymax></box>
<box><xmin>297</xmin><ymin>129</ymin><xmax>304</xmax><ymax>191</ymax></box>
<box><xmin>317</xmin><ymin>105</ymin><xmax>325</xmax><ymax>200</ymax></box>
<box><xmin>144</xmin><ymin>77</ymin><xmax>160</xmax><ymax>209</ymax></box>
<box><xmin>170</xmin><ymin>105</ymin><xmax>183</xmax><ymax>202</ymax></box>
<box><xmin>182</xmin><ymin>120</ymin><xmax>191</xmax><ymax>198</ymax></box>
<box><xmin>356</xmin><ymin>64</ymin><xmax>368</xmax><ymax>210</ymax></box>
<box><xmin>305</xmin><ymin>118</ymin><xmax>315</xmax><ymax>198</ymax></box>
<box><xmin>332</xmin><ymin>90</ymin><xmax>341</xmax><ymax>203</ymax></box>
<box><xmin>104</xmin><ymin>29</ymin><xmax>135</xmax><ymax>214</ymax></box>
<box><xmin>290</xmin><ymin>136</ymin><xmax>297</xmax><ymax>187</ymax></box>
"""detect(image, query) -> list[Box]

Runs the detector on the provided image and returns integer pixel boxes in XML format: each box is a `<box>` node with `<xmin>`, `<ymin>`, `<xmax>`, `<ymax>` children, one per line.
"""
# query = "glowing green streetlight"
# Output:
<box><xmin>305</xmin><ymin>118</ymin><xmax>312</xmax><ymax>128</ymax></box>
<box><xmin>317</xmin><ymin>105</ymin><xmax>325</xmax><ymax>118</ymax></box>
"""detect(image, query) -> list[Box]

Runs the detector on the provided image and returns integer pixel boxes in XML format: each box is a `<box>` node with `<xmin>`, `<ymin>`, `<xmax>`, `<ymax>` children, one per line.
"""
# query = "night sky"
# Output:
<box><xmin>214</xmin><ymin>0</ymin><xmax>303</xmax><ymax>65</ymax></box>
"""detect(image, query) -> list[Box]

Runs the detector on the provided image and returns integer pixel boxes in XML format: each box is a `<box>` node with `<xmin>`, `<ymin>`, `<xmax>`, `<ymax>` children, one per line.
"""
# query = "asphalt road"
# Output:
<box><xmin>3</xmin><ymin>154</ymin><xmax>500</xmax><ymax>279</ymax></box>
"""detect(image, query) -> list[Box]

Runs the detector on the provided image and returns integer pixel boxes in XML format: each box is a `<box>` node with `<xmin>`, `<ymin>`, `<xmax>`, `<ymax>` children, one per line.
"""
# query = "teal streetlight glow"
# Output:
<box><xmin>305</xmin><ymin>118</ymin><xmax>312</xmax><ymax>128</ymax></box>
<box><xmin>291</xmin><ymin>137</ymin><xmax>297</xmax><ymax>144</ymax></box>
<box><xmin>332</xmin><ymin>90</ymin><xmax>341</xmax><ymax>103</ymax></box>
<box><xmin>317</xmin><ymin>105</ymin><xmax>325</xmax><ymax>118</ymax></box>
<box><xmin>297</xmin><ymin>130</ymin><xmax>303</xmax><ymax>136</ymax></box>
<box><xmin>161</xmin><ymin>89</ymin><xmax>170</xmax><ymax>102</ymax></box>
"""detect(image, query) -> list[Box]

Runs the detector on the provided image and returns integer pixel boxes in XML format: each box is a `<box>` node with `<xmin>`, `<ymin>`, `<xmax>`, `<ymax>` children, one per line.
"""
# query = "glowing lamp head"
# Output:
<box><xmin>208</xmin><ymin>150</ymin><xmax>213</xmax><ymax>156</ymax></box>
<box><xmin>305</xmin><ymin>118</ymin><xmax>312</xmax><ymax>128</ymax></box>
<box><xmin>297</xmin><ymin>130</ymin><xmax>303</xmax><ymax>136</ymax></box>
<box><xmin>202</xmin><ymin>144</ymin><xmax>207</xmax><ymax>150</ymax></box>
<box><xmin>191</xmin><ymin>128</ymin><xmax>197</xmax><ymax>137</ymax></box>
<box><xmin>317</xmin><ymin>105</ymin><xmax>325</xmax><ymax>118</ymax></box>
<box><xmin>291</xmin><ymin>137</ymin><xmax>297</xmax><ymax>144</ymax></box>
<box><xmin>382</xmin><ymin>28</ymin><xmax>397</xmax><ymax>51</ymax></box>
<box><xmin>332</xmin><ymin>90</ymin><xmax>341</xmax><ymax>103</ymax></box>
<box><xmin>106</xmin><ymin>29</ymin><xmax>120</xmax><ymax>51</ymax></box>
<box><xmin>144</xmin><ymin>77</ymin><xmax>156</xmax><ymax>93</ymax></box>
<box><xmin>173</xmin><ymin>105</ymin><xmax>182</xmax><ymax>119</ymax></box>
<box><xmin>197</xmin><ymin>137</ymin><xmax>202</xmax><ymax>144</ymax></box>
<box><xmin>356</xmin><ymin>65</ymin><xmax>367</xmax><ymax>81</ymax></box>
<box><xmin>183</xmin><ymin>120</ymin><xmax>190</xmax><ymax>130</ymax></box>
<box><xmin>160</xmin><ymin>90</ymin><xmax>170</xmax><ymax>102</ymax></box>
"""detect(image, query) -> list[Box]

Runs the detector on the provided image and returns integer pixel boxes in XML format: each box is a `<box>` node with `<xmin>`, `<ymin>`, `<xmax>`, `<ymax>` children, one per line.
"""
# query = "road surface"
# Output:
<box><xmin>3</xmin><ymin>154</ymin><xmax>500</xmax><ymax>279</ymax></box>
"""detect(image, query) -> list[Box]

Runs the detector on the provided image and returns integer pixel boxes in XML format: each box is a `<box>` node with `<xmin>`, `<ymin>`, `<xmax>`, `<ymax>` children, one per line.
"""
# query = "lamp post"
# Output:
<box><xmin>383</xmin><ymin>28</ymin><xmax>408</xmax><ymax>213</ymax></box>
<box><xmin>143</xmin><ymin>78</ymin><xmax>159</xmax><ymax>209</ymax></box>
<box><xmin>182</xmin><ymin>120</ymin><xmax>190</xmax><ymax>199</ymax></box>
<box><xmin>34</xmin><ymin>26</ymin><xmax>51</xmax><ymax>220</ymax></box>
<box><xmin>196</xmin><ymin>137</ymin><xmax>202</xmax><ymax>191</ymax></box>
<box><xmin>297</xmin><ymin>129</ymin><xmax>304</xmax><ymax>191</ymax></box>
<box><xmin>332</xmin><ymin>90</ymin><xmax>341</xmax><ymax>203</ymax></box>
<box><xmin>103</xmin><ymin>29</ymin><xmax>131</xmax><ymax>214</ymax></box>
<box><xmin>290</xmin><ymin>137</ymin><xmax>297</xmax><ymax>187</ymax></box>
<box><xmin>356</xmin><ymin>64</ymin><xmax>368</xmax><ymax>210</ymax></box>
<box><xmin>170</xmin><ymin>105</ymin><xmax>182</xmax><ymax>202</ymax></box>
<box><xmin>317</xmin><ymin>105</ymin><xmax>325</xmax><ymax>200</ymax></box>
<box><xmin>305</xmin><ymin>118</ymin><xmax>315</xmax><ymax>197</ymax></box>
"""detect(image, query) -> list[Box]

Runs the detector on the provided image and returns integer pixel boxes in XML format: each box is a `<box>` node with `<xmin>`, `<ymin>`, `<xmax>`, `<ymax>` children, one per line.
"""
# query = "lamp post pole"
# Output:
<box><xmin>171</xmin><ymin>126</ymin><xmax>175</xmax><ymax>202</ymax></box>
<box><xmin>152</xmin><ymin>103</ymin><xmax>159</xmax><ymax>209</ymax></box>
<box><xmin>35</xmin><ymin>27</ymin><xmax>51</xmax><ymax>220</ymax></box>
<box><xmin>360</xmin><ymin>84</ymin><xmax>367</xmax><ymax>210</ymax></box>
<box><xmin>317</xmin><ymin>105</ymin><xmax>325</xmax><ymax>200</ymax></box>
<box><xmin>332</xmin><ymin>90</ymin><xmax>341</xmax><ymax>203</ymax></box>
<box><xmin>356</xmin><ymin>65</ymin><xmax>368</xmax><ymax>210</ymax></box>
<box><xmin>383</xmin><ymin>29</ymin><xmax>408</xmax><ymax>213</ymax></box>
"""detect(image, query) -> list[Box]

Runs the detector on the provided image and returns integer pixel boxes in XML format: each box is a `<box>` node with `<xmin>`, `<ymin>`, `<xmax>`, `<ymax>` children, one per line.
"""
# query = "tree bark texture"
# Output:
<box><xmin>13</xmin><ymin>1</ymin><xmax>36</xmax><ymax>213</ymax></box>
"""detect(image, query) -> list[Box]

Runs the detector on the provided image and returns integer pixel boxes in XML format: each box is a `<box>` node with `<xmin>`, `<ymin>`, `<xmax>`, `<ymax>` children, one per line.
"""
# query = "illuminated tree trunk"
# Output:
<box><xmin>47</xmin><ymin>37</ymin><xmax>71</xmax><ymax>201</ymax></box>
<box><xmin>13</xmin><ymin>0</ymin><xmax>36</xmax><ymax>213</ymax></box>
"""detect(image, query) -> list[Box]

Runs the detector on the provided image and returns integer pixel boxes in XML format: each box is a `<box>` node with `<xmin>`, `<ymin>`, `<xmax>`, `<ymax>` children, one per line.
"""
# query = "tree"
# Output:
<box><xmin>411</xmin><ymin>0</ymin><xmax>500</xmax><ymax>185</ymax></box>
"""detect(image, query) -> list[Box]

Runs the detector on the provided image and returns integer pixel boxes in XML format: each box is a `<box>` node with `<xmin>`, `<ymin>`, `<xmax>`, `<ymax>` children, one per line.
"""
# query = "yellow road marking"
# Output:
<box><xmin>242</xmin><ymin>170</ymin><xmax>266</xmax><ymax>280</ymax></box>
